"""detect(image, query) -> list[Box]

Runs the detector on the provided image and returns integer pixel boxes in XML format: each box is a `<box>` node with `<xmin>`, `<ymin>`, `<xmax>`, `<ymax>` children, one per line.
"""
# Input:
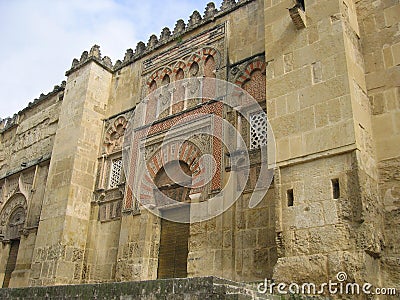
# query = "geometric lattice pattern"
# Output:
<box><xmin>250</xmin><ymin>111</ymin><xmax>267</xmax><ymax>150</ymax></box>
<box><xmin>109</xmin><ymin>158</ymin><xmax>123</xmax><ymax>189</ymax></box>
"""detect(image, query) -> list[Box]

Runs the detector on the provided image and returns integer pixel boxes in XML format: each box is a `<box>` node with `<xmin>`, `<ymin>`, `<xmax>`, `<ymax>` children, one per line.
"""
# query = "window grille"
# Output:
<box><xmin>249</xmin><ymin>111</ymin><xmax>267</xmax><ymax>149</ymax></box>
<box><xmin>109</xmin><ymin>158</ymin><xmax>123</xmax><ymax>189</ymax></box>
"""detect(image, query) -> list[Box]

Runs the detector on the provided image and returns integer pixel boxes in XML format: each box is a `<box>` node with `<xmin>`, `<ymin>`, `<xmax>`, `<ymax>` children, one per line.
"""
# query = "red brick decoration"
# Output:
<box><xmin>160</xmin><ymin>67</ymin><xmax>172</xmax><ymax>78</ymax></box>
<box><xmin>173</xmin><ymin>61</ymin><xmax>187</xmax><ymax>74</ymax></box>
<box><xmin>204</xmin><ymin>55</ymin><xmax>216</xmax><ymax>78</ymax></box>
<box><xmin>203</xmin><ymin>56</ymin><xmax>216</xmax><ymax>101</ymax></box>
<box><xmin>105</xmin><ymin>116</ymin><xmax>127</xmax><ymax>141</ymax></box>
<box><xmin>140</xmin><ymin>141</ymin><xmax>204</xmax><ymax>198</ymax></box>
<box><xmin>187</xmin><ymin>54</ymin><xmax>201</xmax><ymax>69</ymax></box>
<box><xmin>124</xmin><ymin>101</ymin><xmax>223</xmax><ymax>210</ymax></box>
<box><xmin>145</xmin><ymin>80</ymin><xmax>158</xmax><ymax>123</ymax></box>
<box><xmin>147</xmin><ymin>68</ymin><xmax>173</xmax><ymax>88</ymax></box>
<box><xmin>125</xmin><ymin>185</ymin><xmax>134</xmax><ymax>211</ymax></box>
<box><xmin>172</xmin><ymin>69</ymin><xmax>185</xmax><ymax>114</ymax></box>
<box><xmin>147</xmin><ymin>70</ymin><xmax>160</xmax><ymax>87</ymax></box>
<box><xmin>234</xmin><ymin>60</ymin><xmax>266</xmax><ymax>103</ymax></box>
<box><xmin>242</xmin><ymin>69</ymin><xmax>266</xmax><ymax>103</ymax></box>
<box><xmin>202</xmin><ymin>47</ymin><xmax>218</xmax><ymax>63</ymax></box>
<box><xmin>104</xmin><ymin>116</ymin><xmax>128</xmax><ymax>154</ymax></box>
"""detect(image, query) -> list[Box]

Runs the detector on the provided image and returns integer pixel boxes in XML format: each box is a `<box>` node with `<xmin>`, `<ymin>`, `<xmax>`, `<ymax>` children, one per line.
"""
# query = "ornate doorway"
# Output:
<box><xmin>2</xmin><ymin>207</ymin><xmax>25</xmax><ymax>288</ymax></box>
<box><xmin>155</xmin><ymin>161</ymin><xmax>191</xmax><ymax>279</ymax></box>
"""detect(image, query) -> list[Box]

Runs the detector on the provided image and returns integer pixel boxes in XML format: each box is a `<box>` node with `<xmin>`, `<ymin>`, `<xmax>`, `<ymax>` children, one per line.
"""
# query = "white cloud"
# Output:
<box><xmin>0</xmin><ymin>0</ymin><xmax>222</xmax><ymax>119</ymax></box>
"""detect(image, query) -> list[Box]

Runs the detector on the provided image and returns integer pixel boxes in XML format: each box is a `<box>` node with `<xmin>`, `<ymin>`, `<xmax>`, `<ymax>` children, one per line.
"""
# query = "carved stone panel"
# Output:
<box><xmin>102</xmin><ymin>111</ymin><xmax>134</xmax><ymax>155</ymax></box>
<box><xmin>0</xmin><ymin>193</ymin><xmax>27</xmax><ymax>241</ymax></box>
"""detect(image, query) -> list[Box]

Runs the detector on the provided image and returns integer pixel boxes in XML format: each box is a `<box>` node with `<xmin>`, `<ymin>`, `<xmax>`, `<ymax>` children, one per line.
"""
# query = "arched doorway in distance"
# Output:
<box><xmin>2</xmin><ymin>206</ymin><xmax>25</xmax><ymax>288</ymax></box>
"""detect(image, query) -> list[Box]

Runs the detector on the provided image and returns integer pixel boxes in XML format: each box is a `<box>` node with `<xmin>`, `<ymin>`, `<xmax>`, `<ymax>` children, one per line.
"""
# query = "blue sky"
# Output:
<box><xmin>0</xmin><ymin>0</ymin><xmax>222</xmax><ymax>119</ymax></box>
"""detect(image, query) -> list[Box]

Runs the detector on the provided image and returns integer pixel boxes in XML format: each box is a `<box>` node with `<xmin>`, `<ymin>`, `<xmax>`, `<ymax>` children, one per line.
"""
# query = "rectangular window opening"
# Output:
<box><xmin>287</xmin><ymin>189</ymin><xmax>294</xmax><ymax>207</ymax></box>
<box><xmin>332</xmin><ymin>178</ymin><xmax>340</xmax><ymax>199</ymax></box>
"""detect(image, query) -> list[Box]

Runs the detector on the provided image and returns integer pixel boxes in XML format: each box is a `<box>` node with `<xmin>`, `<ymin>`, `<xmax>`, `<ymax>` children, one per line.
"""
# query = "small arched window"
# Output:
<box><xmin>189</xmin><ymin>62</ymin><xmax>199</xmax><ymax>77</ymax></box>
<box><xmin>161</xmin><ymin>74</ymin><xmax>170</xmax><ymax>86</ymax></box>
<box><xmin>173</xmin><ymin>69</ymin><xmax>185</xmax><ymax>113</ymax></box>
<box><xmin>242</xmin><ymin>69</ymin><xmax>266</xmax><ymax>103</ymax></box>
<box><xmin>204</xmin><ymin>55</ymin><xmax>216</xmax><ymax>78</ymax></box>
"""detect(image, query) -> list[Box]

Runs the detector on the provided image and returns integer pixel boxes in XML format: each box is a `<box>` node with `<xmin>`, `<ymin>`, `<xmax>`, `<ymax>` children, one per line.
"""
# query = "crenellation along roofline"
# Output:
<box><xmin>65</xmin><ymin>0</ymin><xmax>256</xmax><ymax>76</ymax></box>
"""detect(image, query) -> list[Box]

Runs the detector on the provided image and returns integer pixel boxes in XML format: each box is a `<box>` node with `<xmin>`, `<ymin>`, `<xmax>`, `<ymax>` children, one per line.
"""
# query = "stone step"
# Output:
<box><xmin>0</xmin><ymin>276</ymin><xmax>330</xmax><ymax>299</ymax></box>
<box><xmin>213</xmin><ymin>282</ymin><xmax>280</xmax><ymax>300</ymax></box>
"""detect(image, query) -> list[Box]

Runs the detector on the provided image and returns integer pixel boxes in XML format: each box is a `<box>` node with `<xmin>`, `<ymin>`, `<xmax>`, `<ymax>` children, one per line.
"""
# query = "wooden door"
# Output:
<box><xmin>155</xmin><ymin>161</ymin><xmax>191</xmax><ymax>279</ymax></box>
<box><xmin>157</xmin><ymin>209</ymin><xmax>190</xmax><ymax>279</ymax></box>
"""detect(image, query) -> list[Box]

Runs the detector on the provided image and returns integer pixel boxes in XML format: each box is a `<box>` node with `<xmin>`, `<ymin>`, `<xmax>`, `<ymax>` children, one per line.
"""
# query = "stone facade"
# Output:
<box><xmin>0</xmin><ymin>0</ymin><xmax>398</xmax><ymax>297</ymax></box>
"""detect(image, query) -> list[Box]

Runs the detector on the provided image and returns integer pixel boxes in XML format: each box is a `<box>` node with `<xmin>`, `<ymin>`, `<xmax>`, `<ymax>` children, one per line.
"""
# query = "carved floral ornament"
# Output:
<box><xmin>1</xmin><ymin>173</ymin><xmax>33</xmax><ymax>205</ymax></box>
<box><xmin>0</xmin><ymin>193</ymin><xmax>27</xmax><ymax>241</ymax></box>
<box><xmin>104</xmin><ymin>116</ymin><xmax>128</xmax><ymax>154</ymax></box>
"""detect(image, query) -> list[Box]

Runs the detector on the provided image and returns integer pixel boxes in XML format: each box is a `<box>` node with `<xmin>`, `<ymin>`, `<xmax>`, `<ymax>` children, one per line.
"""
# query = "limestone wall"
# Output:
<box><xmin>0</xmin><ymin>0</ymin><xmax>397</xmax><ymax>291</ymax></box>
<box><xmin>264</xmin><ymin>0</ymin><xmax>385</xmax><ymax>286</ymax></box>
<box><xmin>0</xmin><ymin>88</ymin><xmax>62</xmax><ymax>178</ymax></box>
<box><xmin>81</xmin><ymin>205</ymin><xmax>121</xmax><ymax>283</ymax></box>
<box><xmin>30</xmin><ymin>62</ymin><xmax>112</xmax><ymax>286</ymax></box>
<box><xmin>356</xmin><ymin>0</ymin><xmax>400</xmax><ymax>289</ymax></box>
<box><xmin>0</xmin><ymin>86</ymin><xmax>62</xmax><ymax>288</ymax></box>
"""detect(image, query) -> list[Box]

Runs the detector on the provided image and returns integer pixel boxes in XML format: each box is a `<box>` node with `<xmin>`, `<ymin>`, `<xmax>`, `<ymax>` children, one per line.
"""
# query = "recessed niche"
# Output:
<box><xmin>332</xmin><ymin>178</ymin><xmax>340</xmax><ymax>199</ymax></box>
<box><xmin>287</xmin><ymin>189</ymin><xmax>294</xmax><ymax>207</ymax></box>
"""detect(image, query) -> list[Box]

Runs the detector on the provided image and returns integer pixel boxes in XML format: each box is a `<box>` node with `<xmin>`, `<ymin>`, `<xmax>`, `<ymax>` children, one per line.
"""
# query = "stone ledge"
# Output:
<box><xmin>0</xmin><ymin>153</ymin><xmax>51</xmax><ymax>181</ymax></box>
<box><xmin>0</xmin><ymin>276</ymin><xmax>326</xmax><ymax>299</ymax></box>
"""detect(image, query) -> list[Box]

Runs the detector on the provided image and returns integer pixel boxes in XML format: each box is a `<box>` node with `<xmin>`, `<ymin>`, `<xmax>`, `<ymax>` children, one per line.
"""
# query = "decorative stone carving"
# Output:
<box><xmin>124</xmin><ymin>49</ymin><xmax>134</xmax><ymax>62</ymax></box>
<box><xmin>144</xmin><ymin>142</ymin><xmax>162</xmax><ymax>161</ymax></box>
<box><xmin>221</xmin><ymin>0</ymin><xmax>236</xmax><ymax>11</ymax></box>
<box><xmin>109</xmin><ymin>159</ymin><xmax>123</xmax><ymax>189</ymax></box>
<box><xmin>188</xmin><ymin>11</ymin><xmax>202</xmax><ymax>28</ymax></box>
<box><xmin>66</xmin><ymin>45</ymin><xmax>114</xmax><ymax>75</ymax></box>
<box><xmin>142</xmin><ymin>24</ymin><xmax>225</xmax><ymax>75</ymax></box>
<box><xmin>160</xmin><ymin>27</ymin><xmax>172</xmax><ymax>42</ymax></box>
<box><xmin>72</xmin><ymin>58</ymin><xmax>79</xmax><ymax>68</ymax></box>
<box><xmin>102</xmin><ymin>56</ymin><xmax>113</xmax><ymax>68</ymax></box>
<box><xmin>147</xmin><ymin>35</ymin><xmax>158</xmax><ymax>49</ymax></box>
<box><xmin>89</xmin><ymin>44</ymin><xmax>101</xmax><ymax>59</ymax></box>
<box><xmin>135</xmin><ymin>41</ymin><xmax>146</xmax><ymax>55</ymax></box>
<box><xmin>114</xmin><ymin>60</ymin><xmax>122</xmax><ymax>69</ymax></box>
<box><xmin>98</xmin><ymin>199</ymin><xmax>122</xmax><ymax>222</ymax></box>
<box><xmin>6</xmin><ymin>207</ymin><xmax>25</xmax><ymax>240</ymax></box>
<box><xmin>0</xmin><ymin>193</ymin><xmax>27</xmax><ymax>241</ymax></box>
<box><xmin>80</xmin><ymin>51</ymin><xmax>88</xmax><ymax>63</ymax></box>
<box><xmin>249</xmin><ymin>111</ymin><xmax>267</xmax><ymax>150</ymax></box>
<box><xmin>18</xmin><ymin>173</ymin><xmax>34</xmax><ymax>199</ymax></box>
<box><xmin>173</xmin><ymin>19</ymin><xmax>186</xmax><ymax>36</ymax></box>
<box><xmin>104</xmin><ymin>116</ymin><xmax>128</xmax><ymax>154</ymax></box>
<box><xmin>204</xmin><ymin>2</ymin><xmax>218</xmax><ymax>18</ymax></box>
